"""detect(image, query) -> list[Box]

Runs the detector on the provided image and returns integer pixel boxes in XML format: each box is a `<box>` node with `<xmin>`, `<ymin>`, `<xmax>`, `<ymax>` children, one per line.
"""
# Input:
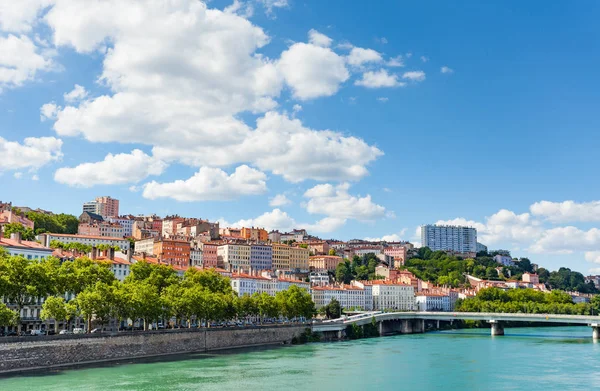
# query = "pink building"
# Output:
<box><xmin>522</xmin><ymin>272</ymin><xmax>539</xmax><ymax>284</ymax></box>
<box><xmin>96</xmin><ymin>196</ymin><xmax>119</xmax><ymax>217</ymax></box>
<box><xmin>200</xmin><ymin>242</ymin><xmax>219</xmax><ymax>268</ymax></box>
<box><xmin>309</xmin><ymin>255</ymin><xmax>344</xmax><ymax>272</ymax></box>
<box><xmin>384</xmin><ymin>246</ymin><xmax>407</xmax><ymax>266</ymax></box>
<box><xmin>0</xmin><ymin>210</ymin><xmax>35</xmax><ymax>230</ymax></box>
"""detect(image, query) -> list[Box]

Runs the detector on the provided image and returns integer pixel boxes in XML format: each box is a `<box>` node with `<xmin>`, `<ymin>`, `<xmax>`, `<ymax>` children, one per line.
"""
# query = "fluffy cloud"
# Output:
<box><xmin>278</xmin><ymin>42</ymin><xmax>349</xmax><ymax>100</ymax></box>
<box><xmin>63</xmin><ymin>84</ymin><xmax>88</xmax><ymax>103</ymax></box>
<box><xmin>355</xmin><ymin>69</ymin><xmax>404</xmax><ymax>88</ymax></box>
<box><xmin>142</xmin><ymin>165</ymin><xmax>267</xmax><ymax>202</ymax></box>
<box><xmin>347</xmin><ymin>47</ymin><xmax>383</xmax><ymax>66</ymax></box>
<box><xmin>0</xmin><ymin>0</ymin><xmax>52</xmax><ymax>33</ymax></box>
<box><xmin>269</xmin><ymin>194</ymin><xmax>291</xmax><ymax>207</ymax></box>
<box><xmin>304</xmin><ymin>182</ymin><xmax>387</xmax><ymax>221</ymax></box>
<box><xmin>402</xmin><ymin>71</ymin><xmax>426</xmax><ymax>82</ymax></box>
<box><xmin>530</xmin><ymin>200</ymin><xmax>600</xmax><ymax>223</ymax></box>
<box><xmin>364</xmin><ymin>230</ymin><xmax>407</xmax><ymax>242</ymax></box>
<box><xmin>386</xmin><ymin>55</ymin><xmax>404</xmax><ymax>67</ymax></box>
<box><xmin>529</xmin><ymin>227</ymin><xmax>600</xmax><ymax>254</ymax></box>
<box><xmin>54</xmin><ymin>149</ymin><xmax>166</xmax><ymax>187</ymax></box>
<box><xmin>227</xmin><ymin>209</ymin><xmax>346</xmax><ymax>233</ymax></box>
<box><xmin>308</xmin><ymin>29</ymin><xmax>333</xmax><ymax>47</ymax></box>
<box><xmin>441</xmin><ymin>66</ymin><xmax>454</xmax><ymax>74</ymax></box>
<box><xmin>257</xmin><ymin>0</ymin><xmax>288</xmax><ymax>16</ymax></box>
<box><xmin>585</xmin><ymin>251</ymin><xmax>600</xmax><ymax>264</ymax></box>
<box><xmin>0</xmin><ymin>34</ymin><xmax>53</xmax><ymax>90</ymax></box>
<box><xmin>0</xmin><ymin>136</ymin><xmax>62</xmax><ymax>172</ymax></box>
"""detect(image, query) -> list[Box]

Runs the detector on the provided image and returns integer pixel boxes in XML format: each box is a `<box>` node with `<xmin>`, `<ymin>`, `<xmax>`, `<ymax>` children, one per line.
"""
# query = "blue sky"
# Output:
<box><xmin>1</xmin><ymin>0</ymin><xmax>600</xmax><ymax>274</ymax></box>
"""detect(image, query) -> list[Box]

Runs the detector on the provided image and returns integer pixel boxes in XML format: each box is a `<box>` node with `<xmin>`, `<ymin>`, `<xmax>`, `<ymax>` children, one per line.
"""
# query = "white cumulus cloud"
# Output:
<box><xmin>304</xmin><ymin>182</ymin><xmax>387</xmax><ymax>221</ymax></box>
<box><xmin>355</xmin><ymin>69</ymin><xmax>404</xmax><ymax>88</ymax></box>
<box><xmin>402</xmin><ymin>71</ymin><xmax>426</xmax><ymax>82</ymax></box>
<box><xmin>347</xmin><ymin>47</ymin><xmax>383</xmax><ymax>66</ymax></box>
<box><xmin>530</xmin><ymin>200</ymin><xmax>600</xmax><ymax>223</ymax></box>
<box><xmin>142</xmin><ymin>165</ymin><xmax>267</xmax><ymax>202</ymax></box>
<box><xmin>0</xmin><ymin>136</ymin><xmax>63</xmax><ymax>172</ymax></box>
<box><xmin>0</xmin><ymin>34</ymin><xmax>54</xmax><ymax>90</ymax></box>
<box><xmin>63</xmin><ymin>84</ymin><xmax>88</xmax><ymax>103</ymax></box>
<box><xmin>441</xmin><ymin>66</ymin><xmax>454</xmax><ymax>74</ymax></box>
<box><xmin>269</xmin><ymin>194</ymin><xmax>292</xmax><ymax>207</ymax></box>
<box><xmin>54</xmin><ymin>149</ymin><xmax>166</xmax><ymax>187</ymax></box>
<box><xmin>308</xmin><ymin>29</ymin><xmax>333</xmax><ymax>47</ymax></box>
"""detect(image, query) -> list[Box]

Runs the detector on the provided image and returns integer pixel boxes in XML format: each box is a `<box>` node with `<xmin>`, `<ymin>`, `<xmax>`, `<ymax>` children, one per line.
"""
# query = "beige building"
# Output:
<box><xmin>272</xmin><ymin>243</ymin><xmax>290</xmax><ymax>270</ymax></box>
<box><xmin>217</xmin><ymin>244</ymin><xmax>251</xmax><ymax>271</ymax></box>
<box><xmin>289</xmin><ymin>246</ymin><xmax>310</xmax><ymax>271</ymax></box>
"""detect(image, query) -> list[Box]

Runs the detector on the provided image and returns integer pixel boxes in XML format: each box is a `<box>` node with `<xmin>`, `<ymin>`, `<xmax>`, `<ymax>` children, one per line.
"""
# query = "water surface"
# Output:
<box><xmin>2</xmin><ymin>326</ymin><xmax>598</xmax><ymax>390</ymax></box>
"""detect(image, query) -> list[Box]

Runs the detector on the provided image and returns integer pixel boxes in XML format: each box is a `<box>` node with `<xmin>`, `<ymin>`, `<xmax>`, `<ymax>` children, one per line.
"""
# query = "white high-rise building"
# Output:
<box><xmin>420</xmin><ymin>225</ymin><xmax>477</xmax><ymax>253</ymax></box>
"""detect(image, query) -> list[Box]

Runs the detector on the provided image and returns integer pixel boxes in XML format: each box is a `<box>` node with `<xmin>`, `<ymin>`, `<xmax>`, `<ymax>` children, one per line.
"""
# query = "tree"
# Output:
<box><xmin>0</xmin><ymin>303</ymin><xmax>17</xmax><ymax>328</ymax></box>
<box><xmin>324</xmin><ymin>298</ymin><xmax>341</xmax><ymax>319</ymax></box>
<box><xmin>41</xmin><ymin>296</ymin><xmax>68</xmax><ymax>333</ymax></box>
<box><xmin>2</xmin><ymin>223</ymin><xmax>35</xmax><ymax>241</ymax></box>
<box><xmin>75</xmin><ymin>282</ymin><xmax>114</xmax><ymax>332</ymax></box>
<box><xmin>127</xmin><ymin>261</ymin><xmax>180</xmax><ymax>294</ymax></box>
<box><xmin>335</xmin><ymin>261</ymin><xmax>353</xmax><ymax>284</ymax></box>
<box><xmin>253</xmin><ymin>292</ymin><xmax>278</xmax><ymax>323</ymax></box>
<box><xmin>183</xmin><ymin>268</ymin><xmax>232</xmax><ymax>294</ymax></box>
<box><xmin>328</xmin><ymin>249</ymin><xmax>336</xmax><ymax>256</ymax></box>
<box><xmin>128</xmin><ymin>281</ymin><xmax>162</xmax><ymax>330</ymax></box>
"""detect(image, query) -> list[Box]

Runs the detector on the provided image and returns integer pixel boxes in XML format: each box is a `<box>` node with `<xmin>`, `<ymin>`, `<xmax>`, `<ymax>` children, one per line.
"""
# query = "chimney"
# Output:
<box><xmin>91</xmin><ymin>246</ymin><xmax>98</xmax><ymax>260</ymax></box>
<box><xmin>10</xmin><ymin>232</ymin><xmax>21</xmax><ymax>244</ymax></box>
<box><xmin>109</xmin><ymin>247</ymin><xmax>115</xmax><ymax>261</ymax></box>
<box><xmin>127</xmin><ymin>249</ymin><xmax>132</xmax><ymax>263</ymax></box>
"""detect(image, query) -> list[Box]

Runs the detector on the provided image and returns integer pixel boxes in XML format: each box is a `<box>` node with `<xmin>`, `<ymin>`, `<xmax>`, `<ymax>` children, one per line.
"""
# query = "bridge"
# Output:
<box><xmin>313</xmin><ymin>311</ymin><xmax>600</xmax><ymax>339</ymax></box>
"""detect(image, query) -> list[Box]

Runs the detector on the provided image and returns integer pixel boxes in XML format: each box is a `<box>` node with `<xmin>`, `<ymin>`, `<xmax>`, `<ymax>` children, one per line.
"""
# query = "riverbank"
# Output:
<box><xmin>0</xmin><ymin>325</ymin><xmax>306</xmax><ymax>375</ymax></box>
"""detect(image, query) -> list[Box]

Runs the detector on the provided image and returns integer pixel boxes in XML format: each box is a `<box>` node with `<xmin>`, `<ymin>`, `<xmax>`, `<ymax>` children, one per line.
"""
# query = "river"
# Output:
<box><xmin>1</xmin><ymin>326</ymin><xmax>599</xmax><ymax>390</ymax></box>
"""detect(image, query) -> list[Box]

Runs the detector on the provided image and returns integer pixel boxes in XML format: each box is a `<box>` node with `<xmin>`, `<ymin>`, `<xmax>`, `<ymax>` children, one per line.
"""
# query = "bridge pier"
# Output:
<box><xmin>591</xmin><ymin>324</ymin><xmax>600</xmax><ymax>341</ymax></box>
<box><xmin>489</xmin><ymin>320</ymin><xmax>504</xmax><ymax>336</ymax></box>
<box><xmin>412</xmin><ymin>319</ymin><xmax>425</xmax><ymax>333</ymax></box>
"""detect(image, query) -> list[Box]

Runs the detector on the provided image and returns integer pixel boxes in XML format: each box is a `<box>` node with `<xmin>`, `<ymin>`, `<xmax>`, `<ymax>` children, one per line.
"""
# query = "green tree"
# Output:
<box><xmin>128</xmin><ymin>281</ymin><xmax>162</xmax><ymax>330</ymax></box>
<box><xmin>75</xmin><ymin>282</ymin><xmax>114</xmax><ymax>332</ymax></box>
<box><xmin>0</xmin><ymin>303</ymin><xmax>17</xmax><ymax>328</ymax></box>
<box><xmin>324</xmin><ymin>298</ymin><xmax>341</xmax><ymax>319</ymax></box>
<box><xmin>41</xmin><ymin>296</ymin><xmax>68</xmax><ymax>333</ymax></box>
<box><xmin>335</xmin><ymin>261</ymin><xmax>353</xmax><ymax>284</ymax></box>
<box><xmin>253</xmin><ymin>292</ymin><xmax>278</xmax><ymax>323</ymax></box>
<box><xmin>328</xmin><ymin>249</ymin><xmax>336</xmax><ymax>256</ymax></box>
<box><xmin>2</xmin><ymin>223</ymin><xmax>35</xmax><ymax>241</ymax></box>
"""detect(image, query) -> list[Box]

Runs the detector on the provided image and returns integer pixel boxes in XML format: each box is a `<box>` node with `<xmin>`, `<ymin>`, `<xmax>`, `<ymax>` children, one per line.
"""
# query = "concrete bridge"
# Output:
<box><xmin>313</xmin><ymin>311</ymin><xmax>600</xmax><ymax>339</ymax></box>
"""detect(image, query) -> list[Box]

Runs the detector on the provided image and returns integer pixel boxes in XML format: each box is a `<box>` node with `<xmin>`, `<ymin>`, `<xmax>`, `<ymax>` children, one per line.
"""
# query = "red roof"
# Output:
<box><xmin>0</xmin><ymin>238</ymin><xmax>52</xmax><ymax>250</ymax></box>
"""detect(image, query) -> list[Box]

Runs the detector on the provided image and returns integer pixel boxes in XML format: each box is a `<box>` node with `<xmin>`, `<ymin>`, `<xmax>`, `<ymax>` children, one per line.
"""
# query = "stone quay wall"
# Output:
<box><xmin>0</xmin><ymin>325</ymin><xmax>307</xmax><ymax>374</ymax></box>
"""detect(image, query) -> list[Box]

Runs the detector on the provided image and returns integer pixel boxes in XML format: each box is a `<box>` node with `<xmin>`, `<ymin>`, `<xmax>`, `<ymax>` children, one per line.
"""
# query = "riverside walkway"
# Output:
<box><xmin>313</xmin><ymin>311</ymin><xmax>600</xmax><ymax>338</ymax></box>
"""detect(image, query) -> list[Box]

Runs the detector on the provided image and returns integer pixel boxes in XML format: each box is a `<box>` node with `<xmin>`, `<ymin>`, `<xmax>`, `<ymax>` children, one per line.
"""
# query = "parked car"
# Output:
<box><xmin>5</xmin><ymin>331</ymin><xmax>17</xmax><ymax>337</ymax></box>
<box><xmin>73</xmin><ymin>328</ymin><xmax>85</xmax><ymax>334</ymax></box>
<box><xmin>30</xmin><ymin>329</ymin><xmax>44</xmax><ymax>336</ymax></box>
<box><xmin>47</xmin><ymin>330</ymin><xmax>56</xmax><ymax>335</ymax></box>
<box><xmin>59</xmin><ymin>330</ymin><xmax>73</xmax><ymax>335</ymax></box>
<box><xmin>91</xmin><ymin>328</ymin><xmax>102</xmax><ymax>333</ymax></box>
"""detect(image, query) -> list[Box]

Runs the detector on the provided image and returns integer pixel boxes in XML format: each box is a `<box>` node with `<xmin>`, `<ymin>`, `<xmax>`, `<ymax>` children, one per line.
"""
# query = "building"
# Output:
<box><xmin>307</xmin><ymin>241</ymin><xmax>329</xmax><ymax>255</ymax></box>
<box><xmin>415</xmin><ymin>293</ymin><xmax>451</xmax><ymax>311</ymax></box>
<box><xmin>82</xmin><ymin>196</ymin><xmax>119</xmax><ymax>218</ymax></box>
<box><xmin>494</xmin><ymin>254</ymin><xmax>515</xmax><ymax>267</ymax></box>
<box><xmin>78</xmin><ymin>211</ymin><xmax>104</xmax><ymax>225</ymax></box>
<box><xmin>309</xmin><ymin>255</ymin><xmax>344</xmax><ymax>272</ymax></box>
<box><xmin>0</xmin><ymin>233</ymin><xmax>53</xmax><ymax>260</ymax></box>
<box><xmin>309</xmin><ymin>271</ymin><xmax>330</xmax><ymax>286</ymax></box>
<box><xmin>0</xmin><ymin>209</ymin><xmax>34</xmax><ymax>230</ymax></box>
<box><xmin>383</xmin><ymin>246</ymin><xmax>407</xmax><ymax>266</ymax></box>
<box><xmin>268</xmin><ymin>230</ymin><xmax>281</xmax><ymax>243</ymax></box>
<box><xmin>199</xmin><ymin>242</ymin><xmax>218</xmax><ymax>268</ymax></box>
<box><xmin>106</xmin><ymin>216</ymin><xmax>135</xmax><ymax>237</ymax></box>
<box><xmin>476</xmin><ymin>242</ymin><xmax>488</xmax><ymax>253</ymax></box>
<box><xmin>134</xmin><ymin>238</ymin><xmax>155</xmax><ymax>255</ymax></box>
<box><xmin>272</xmin><ymin>243</ymin><xmax>290</xmax><ymax>270</ymax></box>
<box><xmin>522</xmin><ymin>272</ymin><xmax>539</xmax><ymax>284</ymax></box>
<box><xmin>364</xmin><ymin>280</ymin><xmax>415</xmax><ymax>311</ymax></box>
<box><xmin>353</xmin><ymin>246</ymin><xmax>383</xmax><ymax>257</ymax></box>
<box><xmin>154</xmin><ymin>239</ymin><xmax>191</xmax><ymax>267</ymax></box>
<box><xmin>280</xmin><ymin>229</ymin><xmax>307</xmax><ymax>243</ymax></box>
<box><xmin>190</xmin><ymin>248</ymin><xmax>203</xmax><ymax>267</ymax></box>
<box><xmin>311</xmin><ymin>285</ymin><xmax>366</xmax><ymax>310</ymax></box>
<box><xmin>162</xmin><ymin>217</ymin><xmax>184</xmax><ymax>238</ymax></box>
<box><xmin>38</xmin><ymin>233</ymin><xmax>130</xmax><ymax>251</ymax></box>
<box><xmin>217</xmin><ymin>244</ymin><xmax>251</xmax><ymax>271</ymax></box>
<box><xmin>242</xmin><ymin>227</ymin><xmax>268</xmax><ymax>242</ymax></box>
<box><xmin>250</xmin><ymin>244</ymin><xmax>273</xmax><ymax>270</ymax></box>
<box><xmin>420</xmin><ymin>225</ymin><xmax>477</xmax><ymax>253</ymax></box>
<box><xmin>78</xmin><ymin>222</ymin><xmax>124</xmax><ymax>238</ymax></box>
<box><xmin>289</xmin><ymin>246</ymin><xmax>310</xmax><ymax>272</ymax></box>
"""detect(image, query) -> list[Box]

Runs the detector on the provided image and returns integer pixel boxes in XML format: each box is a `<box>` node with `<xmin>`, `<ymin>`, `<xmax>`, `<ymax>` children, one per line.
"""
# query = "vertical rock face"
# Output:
<box><xmin>0</xmin><ymin>326</ymin><xmax>306</xmax><ymax>373</ymax></box>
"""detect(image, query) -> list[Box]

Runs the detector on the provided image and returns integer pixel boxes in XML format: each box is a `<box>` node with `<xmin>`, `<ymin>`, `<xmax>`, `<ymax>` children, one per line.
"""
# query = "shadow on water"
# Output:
<box><xmin>0</xmin><ymin>343</ymin><xmax>307</xmax><ymax>380</ymax></box>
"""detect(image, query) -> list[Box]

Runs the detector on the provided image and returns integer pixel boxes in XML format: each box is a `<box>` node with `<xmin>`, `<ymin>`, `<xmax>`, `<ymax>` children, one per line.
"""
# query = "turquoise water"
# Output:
<box><xmin>2</xmin><ymin>326</ymin><xmax>599</xmax><ymax>390</ymax></box>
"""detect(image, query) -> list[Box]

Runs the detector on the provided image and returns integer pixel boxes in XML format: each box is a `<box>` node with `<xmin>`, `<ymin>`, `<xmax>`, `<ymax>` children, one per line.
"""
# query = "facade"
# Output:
<box><xmin>217</xmin><ymin>244</ymin><xmax>251</xmax><ymax>271</ymax></box>
<box><xmin>311</xmin><ymin>285</ymin><xmax>366</xmax><ymax>310</ymax></box>
<box><xmin>289</xmin><ymin>246</ymin><xmax>310</xmax><ymax>271</ymax></box>
<box><xmin>153</xmin><ymin>239</ymin><xmax>191</xmax><ymax>267</ymax></box>
<box><xmin>38</xmin><ymin>233</ymin><xmax>130</xmax><ymax>251</ymax></box>
<box><xmin>134</xmin><ymin>238</ymin><xmax>155</xmax><ymax>255</ymax></box>
<box><xmin>107</xmin><ymin>216</ymin><xmax>135</xmax><ymax>237</ymax></box>
<box><xmin>242</xmin><ymin>227</ymin><xmax>268</xmax><ymax>242</ymax></box>
<box><xmin>199</xmin><ymin>242</ymin><xmax>218</xmax><ymax>268</ymax></box>
<box><xmin>268</xmin><ymin>230</ymin><xmax>281</xmax><ymax>243</ymax></box>
<box><xmin>162</xmin><ymin>217</ymin><xmax>184</xmax><ymax>238</ymax></box>
<box><xmin>280</xmin><ymin>229</ymin><xmax>307</xmax><ymax>243</ymax></box>
<box><xmin>369</xmin><ymin>281</ymin><xmax>415</xmax><ymax>311</ymax></box>
<box><xmin>420</xmin><ymin>225</ymin><xmax>477</xmax><ymax>253</ymax></box>
<box><xmin>353</xmin><ymin>246</ymin><xmax>383</xmax><ymax>257</ymax></box>
<box><xmin>78</xmin><ymin>222</ymin><xmax>124</xmax><ymax>238</ymax></box>
<box><xmin>494</xmin><ymin>254</ymin><xmax>515</xmax><ymax>267</ymax></box>
<box><xmin>109</xmin><ymin>257</ymin><xmax>132</xmax><ymax>282</ymax></box>
<box><xmin>415</xmin><ymin>293</ymin><xmax>452</xmax><ymax>311</ymax></box>
<box><xmin>0</xmin><ymin>209</ymin><xmax>34</xmax><ymax>230</ymax></box>
<box><xmin>383</xmin><ymin>246</ymin><xmax>407</xmax><ymax>266</ymax></box>
<box><xmin>190</xmin><ymin>249</ymin><xmax>203</xmax><ymax>267</ymax></box>
<box><xmin>476</xmin><ymin>242</ymin><xmax>488</xmax><ymax>253</ymax></box>
<box><xmin>230</xmin><ymin>273</ymin><xmax>309</xmax><ymax>297</ymax></box>
<box><xmin>83</xmin><ymin>196</ymin><xmax>119</xmax><ymax>218</ymax></box>
<box><xmin>522</xmin><ymin>272</ymin><xmax>539</xmax><ymax>284</ymax></box>
<box><xmin>272</xmin><ymin>243</ymin><xmax>290</xmax><ymax>270</ymax></box>
<box><xmin>309</xmin><ymin>271</ymin><xmax>330</xmax><ymax>286</ymax></box>
<box><xmin>250</xmin><ymin>244</ymin><xmax>273</xmax><ymax>270</ymax></box>
<box><xmin>309</xmin><ymin>255</ymin><xmax>344</xmax><ymax>272</ymax></box>
<box><xmin>0</xmin><ymin>233</ymin><xmax>53</xmax><ymax>260</ymax></box>
<box><xmin>307</xmin><ymin>241</ymin><xmax>329</xmax><ymax>255</ymax></box>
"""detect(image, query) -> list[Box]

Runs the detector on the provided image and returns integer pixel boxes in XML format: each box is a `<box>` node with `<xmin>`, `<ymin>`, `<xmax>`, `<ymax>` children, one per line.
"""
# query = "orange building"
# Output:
<box><xmin>153</xmin><ymin>239</ymin><xmax>191</xmax><ymax>267</ymax></box>
<box><xmin>241</xmin><ymin>227</ymin><xmax>268</xmax><ymax>241</ymax></box>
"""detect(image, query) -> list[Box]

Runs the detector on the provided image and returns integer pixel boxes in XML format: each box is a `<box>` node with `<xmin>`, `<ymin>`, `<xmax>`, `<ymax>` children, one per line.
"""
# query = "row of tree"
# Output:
<box><xmin>455</xmin><ymin>287</ymin><xmax>600</xmax><ymax>315</ymax></box>
<box><xmin>0</xmin><ymin>248</ymin><xmax>315</xmax><ymax>333</ymax></box>
<box><xmin>49</xmin><ymin>240</ymin><xmax>120</xmax><ymax>253</ymax></box>
<box><xmin>335</xmin><ymin>254</ymin><xmax>383</xmax><ymax>284</ymax></box>
<box><xmin>12</xmin><ymin>208</ymin><xmax>79</xmax><ymax>235</ymax></box>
